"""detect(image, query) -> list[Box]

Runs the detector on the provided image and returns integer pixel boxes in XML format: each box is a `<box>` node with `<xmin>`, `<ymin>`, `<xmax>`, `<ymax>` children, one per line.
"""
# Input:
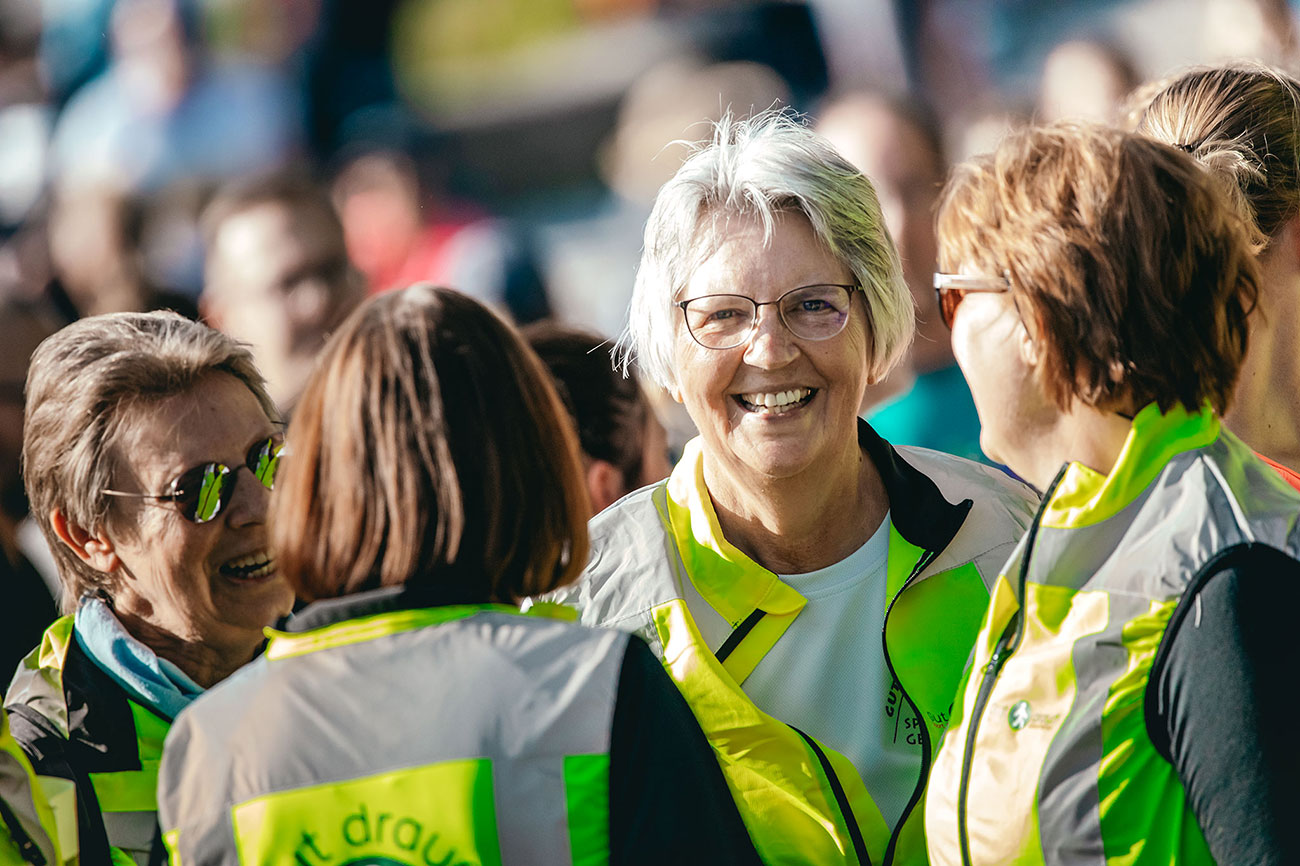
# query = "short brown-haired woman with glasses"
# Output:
<box><xmin>925</xmin><ymin>122</ymin><xmax>1300</xmax><ymax>866</ymax></box>
<box><xmin>155</xmin><ymin>284</ymin><xmax>758</xmax><ymax>866</ymax></box>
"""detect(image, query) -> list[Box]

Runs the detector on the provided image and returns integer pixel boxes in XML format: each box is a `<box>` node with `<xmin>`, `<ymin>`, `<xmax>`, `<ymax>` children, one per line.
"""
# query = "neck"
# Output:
<box><xmin>704</xmin><ymin>438</ymin><xmax>888</xmax><ymax>574</ymax></box>
<box><xmin>1225</xmin><ymin>268</ymin><xmax>1300</xmax><ymax>472</ymax></box>
<box><xmin>1017</xmin><ymin>405</ymin><xmax>1133</xmax><ymax>492</ymax></box>
<box><xmin>113</xmin><ymin>608</ymin><xmax>261</xmax><ymax>689</ymax></box>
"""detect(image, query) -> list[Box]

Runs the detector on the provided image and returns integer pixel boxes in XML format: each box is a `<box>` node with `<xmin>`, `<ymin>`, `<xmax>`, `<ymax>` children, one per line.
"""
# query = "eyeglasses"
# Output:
<box><xmin>102</xmin><ymin>436</ymin><xmax>285</xmax><ymax>524</ymax></box>
<box><xmin>676</xmin><ymin>284</ymin><xmax>860</xmax><ymax>350</ymax></box>
<box><xmin>933</xmin><ymin>272</ymin><xmax>1012</xmax><ymax>330</ymax></box>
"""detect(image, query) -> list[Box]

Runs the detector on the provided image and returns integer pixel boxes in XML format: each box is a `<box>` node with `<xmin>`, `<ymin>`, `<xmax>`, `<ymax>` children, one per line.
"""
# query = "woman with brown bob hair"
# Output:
<box><xmin>154</xmin><ymin>284</ymin><xmax>759</xmax><ymax>866</ymax></box>
<box><xmin>923</xmin><ymin>123</ymin><xmax>1300</xmax><ymax>865</ymax></box>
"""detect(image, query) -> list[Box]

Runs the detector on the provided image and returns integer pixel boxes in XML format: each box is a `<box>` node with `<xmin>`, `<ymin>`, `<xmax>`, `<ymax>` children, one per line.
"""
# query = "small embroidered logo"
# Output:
<box><xmin>1008</xmin><ymin>700</ymin><xmax>1032</xmax><ymax>731</ymax></box>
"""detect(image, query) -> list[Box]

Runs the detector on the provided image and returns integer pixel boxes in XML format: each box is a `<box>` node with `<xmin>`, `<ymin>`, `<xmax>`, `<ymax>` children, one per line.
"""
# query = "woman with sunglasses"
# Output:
<box><xmin>154</xmin><ymin>285</ymin><xmax>759</xmax><ymax>865</ymax></box>
<box><xmin>546</xmin><ymin>111</ymin><xmax>1038</xmax><ymax>866</ymax></box>
<box><xmin>924</xmin><ymin>122</ymin><xmax>1300</xmax><ymax>866</ymax></box>
<box><xmin>5</xmin><ymin>310</ymin><xmax>294</xmax><ymax>865</ymax></box>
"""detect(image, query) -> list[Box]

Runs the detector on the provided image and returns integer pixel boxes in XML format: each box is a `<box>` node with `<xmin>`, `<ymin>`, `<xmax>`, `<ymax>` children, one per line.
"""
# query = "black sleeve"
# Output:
<box><xmin>1148</xmin><ymin>544</ymin><xmax>1300</xmax><ymax>866</ymax></box>
<box><xmin>608</xmin><ymin>636</ymin><xmax>761</xmax><ymax>866</ymax></box>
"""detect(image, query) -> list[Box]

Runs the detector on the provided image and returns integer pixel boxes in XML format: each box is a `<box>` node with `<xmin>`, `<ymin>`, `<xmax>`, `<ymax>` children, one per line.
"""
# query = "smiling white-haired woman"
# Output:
<box><xmin>548</xmin><ymin>111</ymin><xmax>1038</xmax><ymax>865</ymax></box>
<box><xmin>5</xmin><ymin>311</ymin><xmax>294</xmax><ymax>865</ymax></box>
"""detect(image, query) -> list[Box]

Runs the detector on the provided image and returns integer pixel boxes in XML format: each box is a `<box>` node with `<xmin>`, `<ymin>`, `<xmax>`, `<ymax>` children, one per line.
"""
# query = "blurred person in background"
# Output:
<box><xmin>1037</xmin><ymin>40</ymin><xmax>1139</xmax><ymax>124</ymax></box>
<box><xmin>201</xmin><ymin>172</ymin><xmax>365</xmax><ymax>414</ymax></box>
<box><xmin>45</xmin><ymin>181</ymin><xmax>198</xmax><ymax>320</ymax></box>
<box><xmin>157</xmin><ymin>285</ymin><xmax>760</xmax><ymax>865</ymax></box>
<box><xmin>816</xmin><ymin>92</ymin><xmax>984</xmax><ymax>462</ymax></box>
<box><xmin>48</xmin><ymin>0</ymin><xmax>298</xmax><ymax>195</ymax></box>
<box><xmin>0</xmin><ymin>298</ymin><xmax>59</xmax><ymax>681</ymax></box>
<box><xmin>331</xmin><ymin>147</ymin><xmax>551</xmax><ymax>323</ymax></box>
<box><xmin>1134</xmin><ymin>62</ymin><xmax>1300</xmax><ymax>490</ymax></box>
<box><xmin>523</xmin><ymin>320</ymin><xmax>671</xmax><ymax>515</ymax></box>
<box><xmin>550</xmin><ymin>113</ymin><xmax>1037</xmax><ymax>865</ymax></box>
<box><xmin>7</xmin><ymin>311</ymin><xmax>294</xmax><ymax>864</ymax></box>
<box><xmin>926</xmin><ymin>122</ymin><xmax>1300</xmax><ymax>866</ymax></box>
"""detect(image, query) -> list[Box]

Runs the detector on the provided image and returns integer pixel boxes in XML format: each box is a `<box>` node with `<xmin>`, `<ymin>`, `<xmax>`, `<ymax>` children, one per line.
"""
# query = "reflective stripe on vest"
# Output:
<box><xmin>566</xmin><ymin>438</ymin><xmax>1010</xmax><ymax>866</ymax></box>
<box><xmin>6</xmin><ymin>615</ymin><xmax>168</xmax><ymax>866</ymax></box>
<box><xmin>158</xmin><ymin>606</ymin><xmax>626</xmax><ymax>866</ymax></box>
<box><xmin>926</xmin><ymin>404</ymin><xmax>1300</xmax><ymax>866</ymax></box>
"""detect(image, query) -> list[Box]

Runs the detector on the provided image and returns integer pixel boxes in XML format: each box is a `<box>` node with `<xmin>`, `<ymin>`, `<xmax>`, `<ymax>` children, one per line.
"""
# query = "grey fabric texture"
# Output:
<box><xmin>158</xmin><ymin>611</ymin><xmax>628</xmax><ymax>866</ymax></box>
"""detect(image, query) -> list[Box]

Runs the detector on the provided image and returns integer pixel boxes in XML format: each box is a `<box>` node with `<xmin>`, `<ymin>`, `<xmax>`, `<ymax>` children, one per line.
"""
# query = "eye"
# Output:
<box><xmin>799</xmin><ymin>299</ymin><xmax>830</xmax><ymax>312</ymax></box>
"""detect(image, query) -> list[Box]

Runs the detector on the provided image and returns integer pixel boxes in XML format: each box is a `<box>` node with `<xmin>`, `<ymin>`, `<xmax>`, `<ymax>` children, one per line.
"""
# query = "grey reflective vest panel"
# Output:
<box><xmin>158</xmin><ymin>611</ymin><xmax>629</xmax><ymax>866</ymax></box>
<box><xmin>929</xmin><ymin>427</ymin><xmax>1300</xmax><ymax>866</ymax></box>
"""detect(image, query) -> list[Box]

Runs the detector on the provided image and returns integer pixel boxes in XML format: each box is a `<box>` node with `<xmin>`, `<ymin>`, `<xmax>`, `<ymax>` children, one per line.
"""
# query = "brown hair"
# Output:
<box><xmin>1133</xmin><ymin>63</ymin><xmax>1300</xmax><ymax>253</ymax></box>
<box><xmin>522</xmin><ymin>321</ymin><xmax>649</xmax><ymax>487</ymax></box>
<box><xmin>23</xmin><ymin>311</ymin><xmax>276</xmax><ymax>611</ymax></box>
<box><xmin>937</xmin><ymin>121</ymin><xmax>1258</xmax><ymax>415</ymax></box>
<box><xmin>272</xmin><ymin>284</ymin><xmax>590</xmax><ymax>604</ymax></box>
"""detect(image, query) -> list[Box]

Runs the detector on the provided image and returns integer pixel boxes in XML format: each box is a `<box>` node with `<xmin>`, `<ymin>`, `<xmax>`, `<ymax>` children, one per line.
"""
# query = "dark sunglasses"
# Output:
<box><xmin>933</xmin><ymin>272</ymin><xmax>1012</xmax><ymax>330</ymax></box>
<box><xmin>102</xmin><ymin>436</ymin><xmax>285</xmax><ymax>524</ymax></box>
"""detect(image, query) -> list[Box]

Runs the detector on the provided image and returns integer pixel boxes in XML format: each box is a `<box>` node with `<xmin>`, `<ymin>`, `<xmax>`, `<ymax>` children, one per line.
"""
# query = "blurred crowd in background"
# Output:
<box><xmin>2</xmin><ymin>0</ymin><xmax>1299</xmax><ymax>619</ymax></box>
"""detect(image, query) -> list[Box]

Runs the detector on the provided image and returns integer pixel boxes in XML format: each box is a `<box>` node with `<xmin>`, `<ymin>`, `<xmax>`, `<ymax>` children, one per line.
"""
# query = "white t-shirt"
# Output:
<box><xmin>733</xmin><ymin>513</ymin><xmax>922</xmax><ymax>829</ymax></box>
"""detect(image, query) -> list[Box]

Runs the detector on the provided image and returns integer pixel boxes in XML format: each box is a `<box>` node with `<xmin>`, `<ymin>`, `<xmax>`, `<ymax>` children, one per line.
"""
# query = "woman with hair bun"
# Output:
<box><xmin>1135</xmin><ymin>62</ymin><xmax>1300</xmax><ymax>489</ymax></box>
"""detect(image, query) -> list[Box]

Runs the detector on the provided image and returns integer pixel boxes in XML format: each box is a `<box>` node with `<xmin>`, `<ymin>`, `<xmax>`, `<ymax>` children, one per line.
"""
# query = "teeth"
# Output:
<box><xmin>222</xmin><ymin>551</ymin><xmax>275</xmax><ymax>579</ymax></box>
<box><xmin>740</xmin><ymin>388</ymin><xmax>812</xmax><ymax>411</ymax></box>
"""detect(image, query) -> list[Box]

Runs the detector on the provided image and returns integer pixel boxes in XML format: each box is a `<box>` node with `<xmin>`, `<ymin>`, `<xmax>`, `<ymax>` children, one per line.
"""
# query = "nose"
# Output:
<box><xmin>224</xmin><ymin>466</ymin><xmax>270</xmax><ymax>528</ymax></box>
<box><xmin>742</xmin><ymin>305</ymin><xmax>799</xmax><ymax>369</ymax></box>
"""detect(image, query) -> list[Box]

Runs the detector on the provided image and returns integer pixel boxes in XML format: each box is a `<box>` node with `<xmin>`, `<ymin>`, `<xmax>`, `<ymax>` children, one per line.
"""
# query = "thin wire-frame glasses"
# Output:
<box><xmin>677</xmin><ymin>283</ymin><xmax>860</xmax><ymax>350</ymax></box>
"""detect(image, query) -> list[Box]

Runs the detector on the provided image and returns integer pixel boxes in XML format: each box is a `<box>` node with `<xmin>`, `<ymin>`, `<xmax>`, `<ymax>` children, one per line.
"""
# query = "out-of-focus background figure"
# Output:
<box><xmin>200</xmin><ymin>172</ymin><xmax>365</xmax><ymax>413</ymax></box>
<box><xmin>0</xmin><ymin>298</ymin><xmax>59</xmax><ymax>679</ymax></box>
<box><xmin>523</xmin><ymin>320</ymin><xmax>671</xmax><ymax>514</ymax></box>
<box><xmin>816</xmin><ymin>92</ymin><xmax>984</xmax><ymax>462</ymax></box>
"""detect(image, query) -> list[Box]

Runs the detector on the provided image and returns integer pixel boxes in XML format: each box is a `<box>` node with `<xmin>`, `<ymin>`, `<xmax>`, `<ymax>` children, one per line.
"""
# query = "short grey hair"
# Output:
<box><xmin>619</xmin><ymin>110</ymin><xmax>914</xmax><ymax>389</ymax></box>
<box><xmin>22</xmin><ymin>311</ymin><xmax>277</xmax><ymax>611</ymax></box>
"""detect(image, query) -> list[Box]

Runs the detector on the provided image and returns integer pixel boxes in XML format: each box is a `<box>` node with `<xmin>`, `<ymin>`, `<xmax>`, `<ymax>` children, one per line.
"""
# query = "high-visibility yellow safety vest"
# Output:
<box><xmin>0</xmin><ymin>708</ymin><xmax>71</xmax><ymax>865</ymax></box>
<box><xmin>158</xmin><ymin>604</ymin><xmax>629</xmax><ymax>866</ymax></box>
<box><xmin>926</xmin><ymin>403</ymin><xmax>1300</xmax><ymax>866</ymax></box>
<box><xmin>7</xmin><ymin>616</ymin><xmax>167</xmax><ymax>866</ymax></box>
<box><xmin>554</xmin><ymin>422</ymin><xmax>1037</xmax><ymax>865</ymax></box>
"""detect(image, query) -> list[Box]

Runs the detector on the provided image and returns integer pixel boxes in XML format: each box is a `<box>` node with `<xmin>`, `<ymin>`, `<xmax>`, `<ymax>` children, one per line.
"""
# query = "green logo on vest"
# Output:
<box><xmin>1008</xmin><ymin>700</ymin><xmax>1031</xmax><ymax>730</ymax></box>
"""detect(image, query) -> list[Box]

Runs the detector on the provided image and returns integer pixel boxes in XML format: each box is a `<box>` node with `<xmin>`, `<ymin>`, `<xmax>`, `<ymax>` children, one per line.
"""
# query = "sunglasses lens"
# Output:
<box><xmin>249</xmin><ymin>437</ymin><xmax>284</xmax><ymax>490</ymax></box>
<box><xmin>173</xmin><ymin>463</ymin><xmax>232</xmax><ymax>523</ymax></box>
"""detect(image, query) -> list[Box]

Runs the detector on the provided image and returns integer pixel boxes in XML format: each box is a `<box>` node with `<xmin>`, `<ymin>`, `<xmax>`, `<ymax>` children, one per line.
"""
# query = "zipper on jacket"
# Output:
<box><xmin>955</xmin><ymin>466</ymin><xmax>1068</xmax><ymax>866</ymax></box>
<box><xmin>879</xmin><ymin>546</ymin><xmax>940</xmax><ymax>866</ymax></box>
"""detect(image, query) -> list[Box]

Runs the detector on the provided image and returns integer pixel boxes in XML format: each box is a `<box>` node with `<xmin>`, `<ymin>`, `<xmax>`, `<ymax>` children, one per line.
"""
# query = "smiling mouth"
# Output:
<box><xmin>219</xmin><ymin>552</ymin><xmax>276</xmax><ymax>582</ymax></box>
<box><xmin>735</xmin><ymin>388</ymin><xmax>817</xmax><ymax>415</ymax></box>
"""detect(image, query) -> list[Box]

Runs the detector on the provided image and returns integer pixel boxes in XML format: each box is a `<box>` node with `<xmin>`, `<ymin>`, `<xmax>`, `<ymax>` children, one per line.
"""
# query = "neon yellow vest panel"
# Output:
<box><xmin>557</xmin><ymin>430</ymin><xmax>1037</xmax><ymax>865</ymax></box>
<box><xmin>926</xmin><ymin>404</ymin><xmax>1300</xmax><ymax>866</ymax></box>
<box><xmin>6</xmin><ymin>615</ymin><xmax>166</xmax><ymax>866</ymax></box>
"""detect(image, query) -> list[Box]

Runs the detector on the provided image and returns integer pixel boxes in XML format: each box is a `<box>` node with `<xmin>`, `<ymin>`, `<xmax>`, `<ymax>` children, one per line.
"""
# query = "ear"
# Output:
<box><xmin>585</xmin><ymin>459</ymin><xmax>627</xmax><ymax>515</ymax></box>
<box><xmin>50</xmin><ymin>508</ymin><xmax>121</xmax><ymax>575</ymax></box>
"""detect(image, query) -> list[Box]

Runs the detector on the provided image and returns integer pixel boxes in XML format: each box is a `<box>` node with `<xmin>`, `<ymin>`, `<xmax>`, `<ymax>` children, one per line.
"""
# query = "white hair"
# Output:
<box><xmin>617</xmin><ymin>110</ymin><xmax>914</xmax><ymax>389</ymax></box>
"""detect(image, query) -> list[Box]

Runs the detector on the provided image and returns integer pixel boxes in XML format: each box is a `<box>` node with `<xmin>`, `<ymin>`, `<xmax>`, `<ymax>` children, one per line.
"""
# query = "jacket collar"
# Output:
<box><xmin>663</xmin><ymin>419</ymin><xmax>973</xmax><ymax>626</ymax></box>
<box><xmin>284</xmin><ymin>583</ymin><xmax>503</xmax><ymax>633</ymax></box>
<box><xmin>856</xmin><ymin>418</ymin><xmax>973</xmax><ymax>555</ymax></box>
<box><xmin>1040</xmin><ymin>402</ymin><xmax>1219</xmax><ymax>530</ymax></box>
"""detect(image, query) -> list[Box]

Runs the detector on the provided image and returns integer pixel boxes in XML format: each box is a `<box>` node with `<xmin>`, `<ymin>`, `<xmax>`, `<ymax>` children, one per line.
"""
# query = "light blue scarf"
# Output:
<box><xmin>73</xmin><ymin>597</ymin><xmax>204</xmax><ymax>721</ymax></box>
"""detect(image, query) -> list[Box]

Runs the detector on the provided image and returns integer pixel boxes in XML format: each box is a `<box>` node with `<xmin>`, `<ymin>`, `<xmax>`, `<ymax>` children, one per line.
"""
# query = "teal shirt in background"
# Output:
<box><xmin>866</xmin><ymin>364</ymin><xmax>987</xmax><ymax>464</ymax></box>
